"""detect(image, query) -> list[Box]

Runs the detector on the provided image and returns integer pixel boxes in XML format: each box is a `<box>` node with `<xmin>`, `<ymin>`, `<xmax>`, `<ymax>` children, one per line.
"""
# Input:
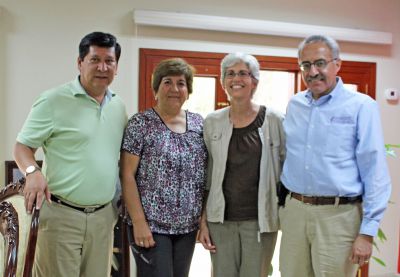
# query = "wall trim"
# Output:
<box><xmin>133</xmin><ymin>10</ymin><xmax>392</xmax><ymax>45</ymax></box>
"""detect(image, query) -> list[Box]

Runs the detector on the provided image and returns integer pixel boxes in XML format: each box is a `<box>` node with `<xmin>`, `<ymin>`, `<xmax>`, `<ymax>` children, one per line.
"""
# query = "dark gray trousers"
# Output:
<box><xmin>130</xmin><ymin>230</ymin><xmax>197</xmax><ymax>277</ymax></box>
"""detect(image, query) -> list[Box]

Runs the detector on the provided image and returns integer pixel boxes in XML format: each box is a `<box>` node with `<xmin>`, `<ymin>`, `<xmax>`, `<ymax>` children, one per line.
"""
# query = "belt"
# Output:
<box><xmin>290</xmin><ymin>192</ymin><xmax>362</xmax><ymax>205</ymax></box>
<box><xmin>51</xmin><ymin>195</ymin><xmax>106</xmax><ymax>213</ymax></box>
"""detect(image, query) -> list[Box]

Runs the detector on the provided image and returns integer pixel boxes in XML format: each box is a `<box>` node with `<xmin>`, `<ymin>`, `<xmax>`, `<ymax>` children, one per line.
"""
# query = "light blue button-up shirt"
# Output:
<box><xmin>281</xmin><ymin>77</ymin><xmax>391</xmax><ymax>236</ymax></box>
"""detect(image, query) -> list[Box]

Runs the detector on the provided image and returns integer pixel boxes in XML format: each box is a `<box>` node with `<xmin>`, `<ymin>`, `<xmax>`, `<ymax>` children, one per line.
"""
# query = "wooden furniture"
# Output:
<box><xmin>0</xmin><ymin>178</ymin><xmax>40</xmax><ymax>277</ymax></box>
<box><xmin>119</xmin><ymin>201</ymin><xmax>130</xmax><ymax>277</ymax></box>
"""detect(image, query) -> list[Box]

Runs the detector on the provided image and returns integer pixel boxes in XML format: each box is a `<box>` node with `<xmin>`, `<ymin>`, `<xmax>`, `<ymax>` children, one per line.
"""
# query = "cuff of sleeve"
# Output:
<box><xmin>16</xmin><ymin>136</ymin><xmax>42</xmax><ymax>149</ymax></box>
<box><xmin>360</xmin><ymin>218</ymin><xmax>380</xmax><ymax>237</ymax></box>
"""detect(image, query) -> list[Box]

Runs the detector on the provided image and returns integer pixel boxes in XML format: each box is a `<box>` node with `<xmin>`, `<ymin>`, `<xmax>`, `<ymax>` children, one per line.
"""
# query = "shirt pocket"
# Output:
<box><xmin>325</xmin><ymin>123</ymin><xmax>356</xmax><ymax>156</ymax></box>
<box><xmin>269</xmin><ymin>138</ymin><xmax>280</xmax><ymax>155</ymax></box>
<box><xmin>209</xmin><ymin>132</ymin><xmax>223</xmax><ymax>159</ymax></box>
<box><xmin>210</xmin><ymin>132</ymin><xmax>222</xmax><ymax>141</ymax></box>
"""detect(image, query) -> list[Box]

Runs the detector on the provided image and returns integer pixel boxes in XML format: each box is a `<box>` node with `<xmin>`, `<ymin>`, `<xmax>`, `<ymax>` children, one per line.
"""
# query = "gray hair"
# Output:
<box><xmin>220</xmin><ymin>52</ymin><xmax>260</xmax><ymax>83</ymax></box>
<box><xmin>298</xmin><ymin>35</ymin><xmax>340</xmax><ymax>60</ymax></box>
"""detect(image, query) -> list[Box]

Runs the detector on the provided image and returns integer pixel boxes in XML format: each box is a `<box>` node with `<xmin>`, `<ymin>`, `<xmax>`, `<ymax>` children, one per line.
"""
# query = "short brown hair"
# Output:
<box><xmin>151</xmin><ymin>58</ymin><xmax>195</xmax><ymax>94</ymax></box>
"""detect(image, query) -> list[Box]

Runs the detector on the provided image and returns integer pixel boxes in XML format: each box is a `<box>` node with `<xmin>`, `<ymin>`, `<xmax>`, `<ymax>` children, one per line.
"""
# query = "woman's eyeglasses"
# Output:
<box><xmin>127</xmin><ymin>225</ymin><xmax>153</xmax><ymax>265</ymax></box>
<box><xmin>225</xmin><ymin>70</ymin><xmax>252</xmax><ymax>79</ymax></box>
<box><xmin>130</xmin><ymin>243</ymin><xmax>153</xmax><ymax>265</ymax></box>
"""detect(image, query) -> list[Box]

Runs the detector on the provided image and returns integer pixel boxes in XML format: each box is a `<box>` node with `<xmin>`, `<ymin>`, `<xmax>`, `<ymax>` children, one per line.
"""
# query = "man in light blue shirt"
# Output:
<box><xmin>279</xmin><ymin>35</ymin><xmax>391</xmax><ymax>277</ymax></box>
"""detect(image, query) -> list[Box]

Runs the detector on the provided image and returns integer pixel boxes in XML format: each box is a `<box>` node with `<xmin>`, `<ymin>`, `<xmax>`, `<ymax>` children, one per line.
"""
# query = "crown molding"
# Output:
<box><xmin>133</xmin><ymin>10</ymin><xmax>392</xmax><ymax>45</ymax></box>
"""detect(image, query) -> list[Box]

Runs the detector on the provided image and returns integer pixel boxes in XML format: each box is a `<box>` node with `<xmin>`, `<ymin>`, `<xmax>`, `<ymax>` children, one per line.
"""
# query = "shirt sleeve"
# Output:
<box><xmin>16</xmin><ymin>95</ymin><xmax>54</xmax><ymax>148</ymax></box>
<box><xmin>121</xmin><ymin>113</ymin><xmax>145</xmax><ymax>157</ymax></box>
<box><xmin>277</xmin><ymin>113</ymin><xmax>286</xmax><ymax>167</ymax></box>
<box><xmin>356</xmin><ymin>99</ymin><xmax>392</xmax><ymax>236</ymax></box>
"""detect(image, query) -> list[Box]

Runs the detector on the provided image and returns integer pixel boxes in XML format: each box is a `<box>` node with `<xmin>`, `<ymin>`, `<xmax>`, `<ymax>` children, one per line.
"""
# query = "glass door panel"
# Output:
<box><xmin>343</xmin><ymin>83</ymin><xmax>358</xmax><ymax>92</ymax></box>
<box><xmin>182</xmin><ymin>77</ymin><xmax>216</xmax><ymax>118</ymax></box>
<box><xmin>254</xmin><ymin>70</ymin><xmax>295</xmax><ymax>114</ymax></box>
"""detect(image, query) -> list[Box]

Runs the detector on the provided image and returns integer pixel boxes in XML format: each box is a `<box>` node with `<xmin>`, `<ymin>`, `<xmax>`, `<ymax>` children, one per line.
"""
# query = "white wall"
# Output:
<box><xmin>1</xmin><ymin>0</ymin><xmax>399</xmax><ymax>275</ymax></box>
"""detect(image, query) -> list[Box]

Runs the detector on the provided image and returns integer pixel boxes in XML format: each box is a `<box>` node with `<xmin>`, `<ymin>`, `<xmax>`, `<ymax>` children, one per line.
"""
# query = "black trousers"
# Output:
<box><xmin>130</xmin><ymin>229</ymin><xmax>197</xmax><ymax>277</ymax></box>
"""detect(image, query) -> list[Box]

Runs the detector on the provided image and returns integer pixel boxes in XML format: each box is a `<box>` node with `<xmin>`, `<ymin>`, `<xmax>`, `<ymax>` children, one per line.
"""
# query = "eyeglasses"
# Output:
<box><xmin>299</xmin><ymin>58</ymin><xmax>337</xmax><ymax>72</ymax></box>
<box><xmin>127</xmin><ymin>225</ymin><xmax>152</xmax><ymax>266</ymax></box>
<box><xmin>225</xmin><ymin>70</ymin><xmax>253</xmax><ymax>79</ymax></box>
<box><xmin>130</xmin><ymin>244</ymin><xmax>153</xmax><ymax>265</ymax></box>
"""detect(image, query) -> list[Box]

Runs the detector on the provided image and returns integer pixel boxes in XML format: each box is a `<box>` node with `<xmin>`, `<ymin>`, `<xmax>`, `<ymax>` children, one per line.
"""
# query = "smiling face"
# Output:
<box><xmin>222</xmin><ymin>62</ymin><xmax>257</xmax><ymax>102</ymax></box>
<box><xmin>299</xmin><ymin>41</ymin><xmax>341</xmax><ymax>99</ymax></box>
<box><xmin>78</xmin><ymin>45</ymin><xmax>118</xmax><ymax>98</ymax></box>
<box><xmin>155</xmin><ymin>75</ymin><xmax>189</xmax><ymax>110</ymax></box>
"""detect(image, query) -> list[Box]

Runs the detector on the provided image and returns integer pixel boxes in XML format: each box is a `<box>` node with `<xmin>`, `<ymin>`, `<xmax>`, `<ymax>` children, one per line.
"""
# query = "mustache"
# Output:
<box><xmin>306</xmin><ymin>74</ymin><xmax>325</xmax><ymax>82</ymax></box>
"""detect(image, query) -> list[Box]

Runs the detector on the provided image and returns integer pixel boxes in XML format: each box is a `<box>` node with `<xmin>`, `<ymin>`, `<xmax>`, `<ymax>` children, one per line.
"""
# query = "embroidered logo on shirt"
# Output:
<box><xmin>330</xmin><ymin>116</ymin><xmax>353</xmax><ymax>124</ymax></box>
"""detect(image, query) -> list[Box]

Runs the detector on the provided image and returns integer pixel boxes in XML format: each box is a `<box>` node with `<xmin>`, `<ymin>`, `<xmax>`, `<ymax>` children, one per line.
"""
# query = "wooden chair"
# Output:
<box><xmin>110</xmin><ymin>197</ymin><xmax>131</xmax><ymax>277</ymax></box>
<box><xmin>0</xmin><ymin>201</ymin><xmax>19</xmax><ymax>277</ymax></box>
<box><xmin>0</xmin><ymin>178</ymin><xmax>40</xmax><ymax>277</ymax></box>
<box><xmin>118</xmin><ymin>200</ymin><xmax>131</xmax><ymax>277</ymax></box>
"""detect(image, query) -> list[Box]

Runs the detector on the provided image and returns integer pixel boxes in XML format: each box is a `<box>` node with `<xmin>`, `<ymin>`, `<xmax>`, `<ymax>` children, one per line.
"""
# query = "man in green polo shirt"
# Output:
<box><xmin>14</xmin><ymin>32</ymin><xmax>127</xmax><ymax>277</ymax></box>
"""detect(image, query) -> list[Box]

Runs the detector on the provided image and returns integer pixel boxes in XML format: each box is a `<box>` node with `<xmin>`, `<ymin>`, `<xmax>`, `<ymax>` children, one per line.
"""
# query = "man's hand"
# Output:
<box><xmin>350</xmin><ymin>234</ymin><xmax>373</xmax><ymax>267</ymax></box>
<box><xmin>24</xmin><ymin>171</ymin><xmax>51</xmax><ymax>213</ymax></box>
<box><xmin>14</xmin><ymin>142</ymin><xmax>51</xmax><ymax>213</ymax></box>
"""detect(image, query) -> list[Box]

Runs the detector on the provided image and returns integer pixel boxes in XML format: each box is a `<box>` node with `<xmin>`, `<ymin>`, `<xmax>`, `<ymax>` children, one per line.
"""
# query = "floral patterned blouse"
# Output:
<box><xmin>122</xmin><ymin>108</ymin><xmax>207</xmax><ymax>234</ymax></box>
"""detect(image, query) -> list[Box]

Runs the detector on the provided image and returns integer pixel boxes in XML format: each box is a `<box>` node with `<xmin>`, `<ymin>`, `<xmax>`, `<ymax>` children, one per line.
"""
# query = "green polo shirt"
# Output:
<box><xmin>17</xmin><ymin>78</ymin><xmax>127</xmax><ymax>205</ymax></box>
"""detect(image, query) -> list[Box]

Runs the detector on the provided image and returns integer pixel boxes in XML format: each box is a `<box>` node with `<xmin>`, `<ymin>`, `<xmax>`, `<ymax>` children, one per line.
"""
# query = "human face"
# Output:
<box><xmin>155</xmin><ymin>75</ymin><xmax>189</xmax><ymax>110</ymax></box>
<box><xmin>223</xmin><ymin>62</ymin><xmax>257</xmax><ymax>102</ymax></box>
<box><xmin>77</xmin><ymin>45</ymin><xmax>118</xmax><ymax>98</ymax></box>
<box><xmin>299</xmin><ymin>42</ymin><xmax>341</xmax><ymax>99</ymax></box>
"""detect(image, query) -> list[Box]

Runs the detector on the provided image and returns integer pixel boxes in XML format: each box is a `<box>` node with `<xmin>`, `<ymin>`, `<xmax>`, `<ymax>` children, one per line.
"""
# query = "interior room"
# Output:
<box><xmin>0</xmin><ymin>0</ymin><xmax>399</xmax><ymax>276</ymax></box>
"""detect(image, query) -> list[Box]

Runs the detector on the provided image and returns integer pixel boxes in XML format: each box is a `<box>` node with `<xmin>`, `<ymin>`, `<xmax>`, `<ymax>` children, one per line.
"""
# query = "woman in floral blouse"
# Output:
<box><xmin>120</xmin><ymin>58</ymin><xmax>207</xmax><ymax>277</ymax></box>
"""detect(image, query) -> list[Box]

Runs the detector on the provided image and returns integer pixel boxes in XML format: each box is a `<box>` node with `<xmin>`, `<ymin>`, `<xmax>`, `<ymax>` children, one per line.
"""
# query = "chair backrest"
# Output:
<box><xmin>0</xmin><ymin>179</ymin><xmax>40</xmax><ymax>277</ymax></box>
<box><xmin>0</xmin><ymin>201</ymin><xmax>19</xmax><ymax>277</ymax></box>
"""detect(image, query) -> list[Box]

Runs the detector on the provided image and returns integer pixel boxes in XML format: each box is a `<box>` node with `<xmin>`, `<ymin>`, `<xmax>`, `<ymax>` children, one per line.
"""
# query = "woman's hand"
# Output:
<box><xmin>133</xmin><ymin>219</ymin><xmax>156</xmax><ymax>248</ymax></box>
<box><xmin>198</xmin><ymin>218</ymin><xmax>216</xmax><ymax>253</ymax></box>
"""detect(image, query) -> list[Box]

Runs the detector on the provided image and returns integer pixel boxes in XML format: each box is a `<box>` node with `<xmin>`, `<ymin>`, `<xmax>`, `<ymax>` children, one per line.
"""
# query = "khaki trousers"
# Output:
<box><xmin>279</xmin><ymin>195</ymin><xmax>361</xmax><ymax>277</ymax></box>
<box><xmin>33</xmin><ymin>200</ymin><xmax>117</xmax><ymax>277</ymax></box>
<box><xmin>208</xmin><ymin>220</ymin><xmax>277</xmax><ymax>277</ymax></box>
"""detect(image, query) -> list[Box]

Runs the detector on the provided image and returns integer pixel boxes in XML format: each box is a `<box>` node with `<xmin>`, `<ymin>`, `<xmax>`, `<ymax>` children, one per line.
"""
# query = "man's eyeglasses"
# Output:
<box><xmin>299</xmin><ymin>58</ymin><xmax>337</xmax><ymax>72</ymax></box>
<box><xmin>225</xmin><ymin>70</ymin><xmax>252</xmax><ymax>79</ymax></box>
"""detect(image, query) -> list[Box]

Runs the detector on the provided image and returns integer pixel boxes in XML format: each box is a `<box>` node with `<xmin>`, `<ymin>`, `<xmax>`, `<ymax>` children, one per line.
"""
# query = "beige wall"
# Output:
<box><xmin>0</xmin><ymin>7</ymin><xmax>5</xmax><ymax>185</ymax></box>
<box><xmin>1</xmin><ymin>0</ymin><xmax>399</xmax><ymax>276</ymax></box>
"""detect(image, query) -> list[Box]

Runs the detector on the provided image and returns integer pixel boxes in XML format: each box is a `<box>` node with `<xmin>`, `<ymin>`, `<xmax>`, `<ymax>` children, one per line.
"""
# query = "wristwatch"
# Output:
<box><xmin>25</xmin><ymin>165</ymin><xmax>41</xmax><ymax>177</ymax></box>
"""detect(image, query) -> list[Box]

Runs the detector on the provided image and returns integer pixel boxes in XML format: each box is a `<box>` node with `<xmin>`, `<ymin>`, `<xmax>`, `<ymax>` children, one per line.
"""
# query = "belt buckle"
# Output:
<box><xmin>83</xmin><ymin>207</ymin><xmax>96</xmax><ymax>213</ymax></box>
